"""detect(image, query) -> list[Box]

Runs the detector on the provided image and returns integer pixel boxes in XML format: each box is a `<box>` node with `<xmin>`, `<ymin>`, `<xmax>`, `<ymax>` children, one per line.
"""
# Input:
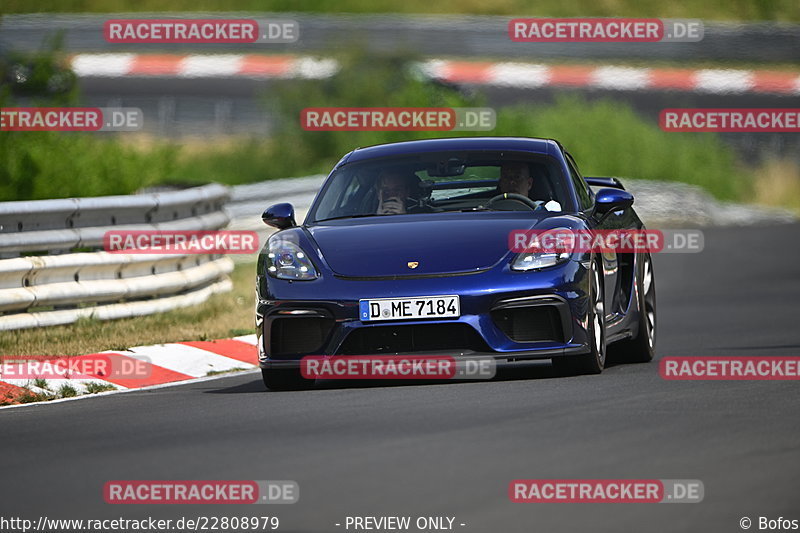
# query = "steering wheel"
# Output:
<box><xmin>486</xmin><ymin>193</ymin><xmax>539</xmax><ymax>211</ymax></box>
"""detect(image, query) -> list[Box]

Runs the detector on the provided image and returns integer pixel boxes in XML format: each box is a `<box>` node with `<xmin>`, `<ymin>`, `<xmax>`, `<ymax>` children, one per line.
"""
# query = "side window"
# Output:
<box><xmin>338</xmin><ymin>176</ymin><xmax>362</xmax><ymax>210</ymax></box>
<box><xmin>565</xmin><ymin>153</ymin><xmax>593</xmax><ymax>211</ymax></box>
<box><xmin>312</xmin><ymin>170</ymin><xmax>358</xmax><ymax>220</ymax></box>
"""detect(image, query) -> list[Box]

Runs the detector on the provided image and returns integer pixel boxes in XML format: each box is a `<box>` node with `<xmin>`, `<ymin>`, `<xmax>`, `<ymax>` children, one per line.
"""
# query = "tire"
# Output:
<box><xmin>611</xmin><ymin>253</ymin><xmax>656</xmax><ymax>363</ymax></box>
<box><xmin>261</xmin><ymin>368</ymin><xmax>313</xmax><ymax>391</ymax></box>
<box><xmin>553</xmin><ymin>258</ymin><xmax>606</xmax><ymax>376</ymax></box>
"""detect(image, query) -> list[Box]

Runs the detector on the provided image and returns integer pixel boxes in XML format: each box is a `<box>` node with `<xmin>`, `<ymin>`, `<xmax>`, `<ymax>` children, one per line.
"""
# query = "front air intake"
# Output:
<box><xmin>270</xmin><ymin>317</ymin><xmax>334</xmax><ymax>356</ymax></box>
<box><xmin>491</xmin><ymin>306</ymin><xmax>563</xmax><ymax>343</ymax></box>
<box><xmin>337</xmin><ymin>323</ymin><xmax>489</xmax><ymax>355</ymax></box>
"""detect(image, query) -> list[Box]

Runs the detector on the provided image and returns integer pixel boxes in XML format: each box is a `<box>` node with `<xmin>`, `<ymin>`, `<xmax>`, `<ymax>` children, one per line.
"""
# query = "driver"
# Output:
<box><xmin>497</xmin><ymin>162</ymin><xmax>561</xmax><ymax>211</ymax></box>
<box><xmin>498</xmin><ymin>162</ymin><xmax>533</xmax><ymax>196</ymax></box>
<box><xmin>376</xmin><ymin>169</ymin><xmax>418</xmax><ymax>215</ymax></box>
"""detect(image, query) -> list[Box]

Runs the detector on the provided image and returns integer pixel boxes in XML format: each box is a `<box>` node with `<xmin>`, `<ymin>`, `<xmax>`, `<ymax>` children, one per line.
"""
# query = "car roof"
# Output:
<box><xmin>344</xmin><ymin>137</ymin><xmax>561</xmax><ymax>164</ymax></box>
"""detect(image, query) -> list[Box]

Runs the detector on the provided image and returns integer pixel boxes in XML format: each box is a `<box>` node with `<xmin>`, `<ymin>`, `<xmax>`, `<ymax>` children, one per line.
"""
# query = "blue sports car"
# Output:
<box><xmin>256</xmin><ymin>137</ymin><xmax>656</xmax><ymax>390</ymax></box>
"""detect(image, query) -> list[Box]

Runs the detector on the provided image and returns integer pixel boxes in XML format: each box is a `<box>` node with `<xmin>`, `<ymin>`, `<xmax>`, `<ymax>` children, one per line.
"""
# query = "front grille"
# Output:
<box><xmin>491</xmin><ymin>306</ymin><xmax>563</xmax><ymax>343</ymax></box>
<box><xmin>337</xmin><ymin>323</ymin><xmax>489</xmax><ymax>355</ymax></box>
<box><xmin>270</xmin><ymin>317</ymin><xmax>334</xmax><ymax>356</ymax></box>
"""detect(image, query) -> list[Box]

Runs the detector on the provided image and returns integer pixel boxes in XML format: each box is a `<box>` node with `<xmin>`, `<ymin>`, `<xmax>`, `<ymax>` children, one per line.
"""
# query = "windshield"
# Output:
<box><xmin>308</xmin><ymin>150</ymin><xmax>571</xmax><ymax>223</ymax></box>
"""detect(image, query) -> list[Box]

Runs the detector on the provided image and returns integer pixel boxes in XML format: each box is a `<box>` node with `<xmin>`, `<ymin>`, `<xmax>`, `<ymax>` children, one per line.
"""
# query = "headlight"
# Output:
<box><xmin>265</xmin><ymin>237</ymin><xmax>318</xmax><ymax>280</ymax></box>
<box><xmin>511</xmin><ymin>251</ymin><xmax>570</xmax><ymax>271</ymax></box>
<box><xmin>511</xmin><ymin>227</ymin><xmax>576</xmax><ymax>271</ymax></box>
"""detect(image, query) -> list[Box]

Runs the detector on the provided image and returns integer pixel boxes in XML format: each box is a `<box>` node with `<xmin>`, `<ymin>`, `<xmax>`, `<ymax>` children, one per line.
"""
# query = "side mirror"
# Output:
<box><xmin>262</xmin><ymin>203</ymin><xmax>296</xmax><ymax>230</ymax></box>
<box><xmin>594</xmin><ymin>188</ymin><xmax>633</xmax><ymax>217</ymax></box>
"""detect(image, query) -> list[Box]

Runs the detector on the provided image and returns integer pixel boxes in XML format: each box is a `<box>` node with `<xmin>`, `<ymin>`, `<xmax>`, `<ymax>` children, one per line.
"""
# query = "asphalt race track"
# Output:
<box><xmin>1</xmin><ymin>223</ymin><xmax>799</xmax><ymax>532</ymax></box>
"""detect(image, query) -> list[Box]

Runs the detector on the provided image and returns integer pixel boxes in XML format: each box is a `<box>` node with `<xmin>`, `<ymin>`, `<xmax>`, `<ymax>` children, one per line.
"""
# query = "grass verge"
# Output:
<box><xmin>753</xmin><ymin>157</ymin><xmax>800</xmax><ymax>213</ymax></box>
<box><xmin>85</xmin><ymin>382</ymin><xmax>118</xmax><ymax>393</ymax></box>
<box><xmin>0</xmin><ymin>263</ymin><xmax>255</xmax><ymax>406</ymax></box>
<box><xmin>0</xmin><ymin>263</ymin><xmax>256</xmax><ymax>356</ymax></box>
<box><xmin>0</xmin><ymin>381</ymin><xmax>119</xmax><ymax>406</ymax></box>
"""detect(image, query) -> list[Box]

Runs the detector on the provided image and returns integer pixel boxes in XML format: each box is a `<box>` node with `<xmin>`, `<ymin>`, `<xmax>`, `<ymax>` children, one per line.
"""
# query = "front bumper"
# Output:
<box><xmin>256</xmin><ymin>260</ymin><xmax>593</xmax><ymax>369</ymax></box>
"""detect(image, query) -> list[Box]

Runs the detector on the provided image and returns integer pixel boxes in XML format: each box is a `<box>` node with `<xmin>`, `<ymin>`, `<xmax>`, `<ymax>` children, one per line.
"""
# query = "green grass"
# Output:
<box><xmin>206</xmin><ymin>368</ymin><xmax>247</xmax><ymax>376</ymax></box>
<box><xmin>0</xmin><ymin>130</ymin><xmax>179</xmax><ymax>201</ymax></box>
<box><xmin>497</xmin><ymin>97</ymin><xmax>750</xmax><ymax>200</ymax></box>
<box><xmin>84</xmin><ymin>382</ymin><xmax>117</xmax><ymax>393</ymax></box>
<box><xmin>32</xmin><ymin>378</ymin><xmax>50</xmax><ymax>390</ymax></box>
<box><xmin>1</xmin><ymin>0</ymin><xmax>798</xmax><ymax>22</ymax></box>
<box><xmin>1</xmin><ymin>49</ymin><xmax>787</xmax><ymax>206</ymax></box>
<box><xmin>57</xmin><ymin>384</ymin><xmax>78</xmax><ymax>398</ymax></box>
<box><xmin>0</xmin><ymin>381</ymin><xmax>116</xmax><ymax>406</ymax></box>
<box><xmin>13</xmin><ymin>389</ymin><xmax>54</xmax><ymax>404</ymax></box>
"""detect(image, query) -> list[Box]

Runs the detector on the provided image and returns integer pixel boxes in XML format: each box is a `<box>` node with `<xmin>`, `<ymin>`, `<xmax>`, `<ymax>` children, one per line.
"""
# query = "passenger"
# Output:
<box><xmin>376</xmin><ymin>169</ymin><xmax>419</xmax><ymax>215</ymax></box>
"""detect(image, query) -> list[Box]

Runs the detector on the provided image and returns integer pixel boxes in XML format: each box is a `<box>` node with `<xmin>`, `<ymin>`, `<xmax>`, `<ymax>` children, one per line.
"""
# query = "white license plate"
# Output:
<box><xmin>359</xmin><ymin>295</ymin><xmax>460</xmax><ymax>322</ymax></box>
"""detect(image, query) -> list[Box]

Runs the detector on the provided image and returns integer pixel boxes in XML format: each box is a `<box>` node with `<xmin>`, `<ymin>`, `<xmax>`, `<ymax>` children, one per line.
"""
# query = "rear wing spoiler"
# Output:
<box><xmin>584</xmin><ymin>177</ymin><xmax>626</xmax><ymax>190</ymax></box>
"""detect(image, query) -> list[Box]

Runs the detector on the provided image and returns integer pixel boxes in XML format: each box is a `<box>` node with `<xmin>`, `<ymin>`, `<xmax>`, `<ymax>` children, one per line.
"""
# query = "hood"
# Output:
<box><xmin>307</xmin><ymin>213</ymin><xmax>547</xmax><ymax>278</ymax></box>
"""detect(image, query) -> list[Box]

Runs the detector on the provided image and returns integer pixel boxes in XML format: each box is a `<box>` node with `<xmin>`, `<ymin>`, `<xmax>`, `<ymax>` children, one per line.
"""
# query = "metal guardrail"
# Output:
<box><xmin>223</xmin><ymin>175</ymin><xmax>326</xmax><ymax>266</ymax></box>
<box><xmin>0</xmin><ymin>184</ymin><xmax>234</xmax><ymax>330</ymax></box>
<box><xmin>225</xmin><ymin>175</ymin><xmax>325</xmax><ymax>229</ymax></box>
<box><xmin>0</xmin><ymin>184</ymin><xmax>230</xmax><ymax>255</ymax></box>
